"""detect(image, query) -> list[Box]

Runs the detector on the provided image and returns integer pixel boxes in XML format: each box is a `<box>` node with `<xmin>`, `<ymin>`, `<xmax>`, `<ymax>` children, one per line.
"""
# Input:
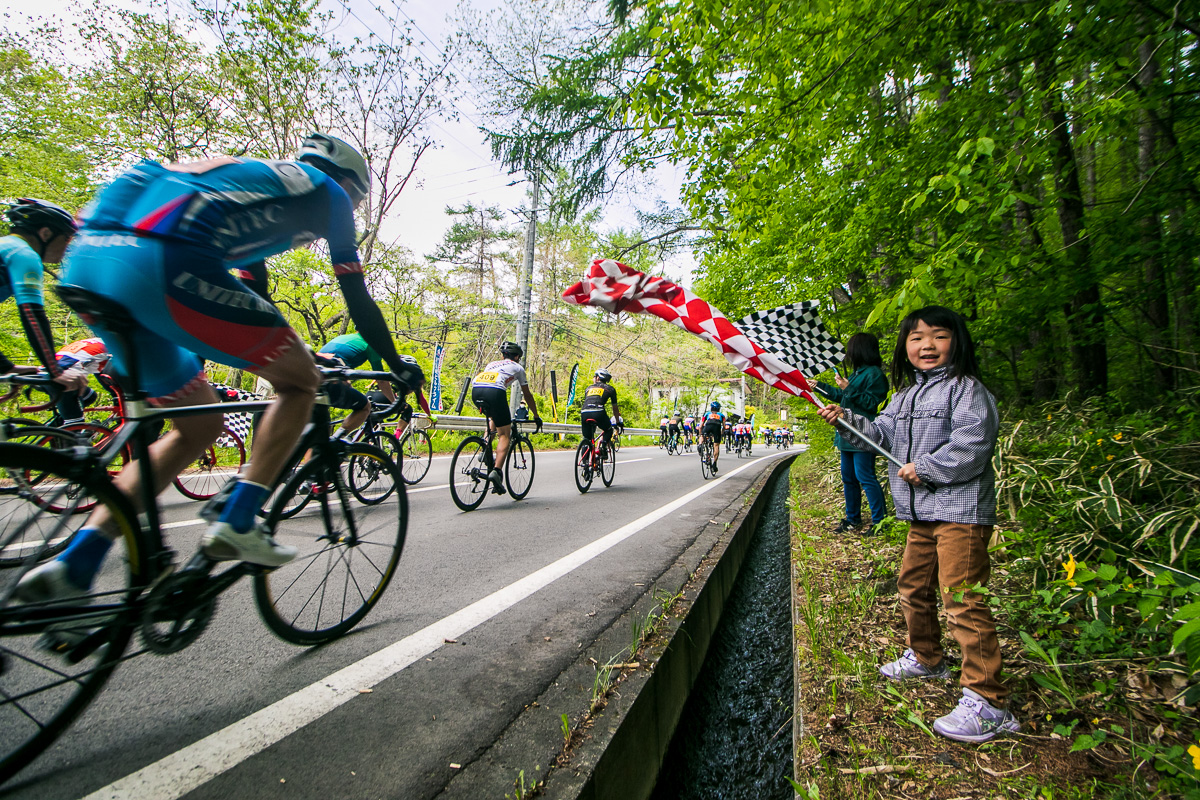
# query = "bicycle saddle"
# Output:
<box><xmin>55</xmin><ymin>285</ymin><xmax>139</xmax><ymax>334</ymax></box>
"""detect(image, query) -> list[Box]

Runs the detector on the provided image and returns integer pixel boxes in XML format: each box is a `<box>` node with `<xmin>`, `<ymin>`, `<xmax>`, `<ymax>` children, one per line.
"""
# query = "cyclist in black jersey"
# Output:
<box><xmin>700</xmin><ymin>401</ymin><xmax>726</xmax><ymax>473</ymax></box>
<box><xmin>579</xmin><ymin>369</ymin><xmax>621</xmax><ymax>455</ymax></box>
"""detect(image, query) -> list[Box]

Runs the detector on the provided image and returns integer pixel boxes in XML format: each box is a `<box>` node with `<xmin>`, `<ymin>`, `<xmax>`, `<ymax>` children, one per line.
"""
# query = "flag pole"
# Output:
<box><xmin>802</xmin><ymin>390</ymin><xmax>937</xmax><ymax>491</ymax></box>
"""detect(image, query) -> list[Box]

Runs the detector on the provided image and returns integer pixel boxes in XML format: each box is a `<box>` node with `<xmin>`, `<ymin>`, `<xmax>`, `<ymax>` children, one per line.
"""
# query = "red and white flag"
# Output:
<box><xmin>561</xmin><ymin>259</ymin><xmax>820</xmax><ymax>401</ymax></box>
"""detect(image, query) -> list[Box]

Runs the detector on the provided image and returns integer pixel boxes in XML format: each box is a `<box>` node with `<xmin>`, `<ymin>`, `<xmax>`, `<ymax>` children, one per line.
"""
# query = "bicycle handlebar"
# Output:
<box><xmin>0</xmin><ymin>373</ymin><xmax>61</xmax><ymax>411</ymax></box>
<box><xmin>317</xmin><ymin>367</ymin><xmax>410</xmax><ymax>420</ymax></box>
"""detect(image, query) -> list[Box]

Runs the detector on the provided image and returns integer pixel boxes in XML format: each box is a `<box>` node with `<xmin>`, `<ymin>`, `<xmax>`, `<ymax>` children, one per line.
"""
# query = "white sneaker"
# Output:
<box><xmin>15</xmin><ymin>560</ymin><xmax>88</xmax><ymax>604</ymax></box>
<box><xmin>201</xmin><ymin>522</ymin><xmax>298</xmax><ymax>567</ymax></box>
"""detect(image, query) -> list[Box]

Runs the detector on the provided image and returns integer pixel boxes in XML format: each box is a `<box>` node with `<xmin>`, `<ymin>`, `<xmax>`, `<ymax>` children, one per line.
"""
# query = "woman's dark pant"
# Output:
<box><xmin>839</xmin><ymin>449</ymin><xmax>886</xmax><ymax>526</ymax></box>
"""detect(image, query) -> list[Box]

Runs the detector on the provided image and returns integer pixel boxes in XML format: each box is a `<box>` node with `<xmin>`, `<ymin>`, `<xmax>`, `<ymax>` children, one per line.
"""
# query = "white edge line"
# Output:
<box><xmin>84</xmin><ymin>451</ymin><xmax>789</xmax><ymax>800</ymax></box>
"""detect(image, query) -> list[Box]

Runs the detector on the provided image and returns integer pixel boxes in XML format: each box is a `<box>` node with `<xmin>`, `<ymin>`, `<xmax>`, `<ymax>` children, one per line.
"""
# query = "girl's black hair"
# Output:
<box><xmin>844</xmin><ymin>332</ymin><xmax>883</xmax><ymax>371</ymax></box>
<box><xmin>890</xmin><ymin>305</ymin><xmax>981</xmax><ymax>388</ymax></box>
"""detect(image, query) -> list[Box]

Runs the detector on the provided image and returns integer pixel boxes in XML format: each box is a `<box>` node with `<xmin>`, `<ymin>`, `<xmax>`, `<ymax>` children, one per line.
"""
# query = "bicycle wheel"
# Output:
<box><xmin>174</xmin><ymin>426</ymin><xmax>246</xmax><ymax>501</ymax></box>
<box><xmin>449</xmin><ymin>436</ymin><xmax>490</xmax><ymax>511</ymax></box>
<box><xmin>611</xmin><ymin>434</ymin><xmax>621</xmax><ymax>453</ymax></box>
<box><xmin>600</xmin><ymin>440</ymin><xmax>616</xmax><ymax>487</ymax></box>
<box><xmin>272</xmin><ymin>459</ymin><xmax>314</xmax><ymax>520</ymax></box>
<box><xmin>0</xmin><ymin>444</ymin><xmax>145</xmax><ymax>783</ymax></box>
<box><xmin>398</xmin><ymin>428</ymin><xmax>432</xmax><ymax>486</ymax></box>
<box><xmin>574</xmin><ymin>439</ymin><xmax>593</xmax><ymax>494</ymax></box>
<box><xmin>347</xmin><ymin>436</ymin><xmax>399</xmax><ymax>505</ymax></box>
<box><xmin>255</xmin><ymin>444</ymin><xmax>406</xmax><ymax>645</ymax></box>
<box><xmin>506</xmin><ymin>435</ymin><xmax>535</xmax><ymax>500</ymax></box>
<box><xmin>699</xmin><ymin>442</ymin><xmax>712</xmax><ymax>479</ymax></box>
<box><xmin>17</xmin><ymin>424</ymin><xmax>125</xmax><ymax>515</ymax></box>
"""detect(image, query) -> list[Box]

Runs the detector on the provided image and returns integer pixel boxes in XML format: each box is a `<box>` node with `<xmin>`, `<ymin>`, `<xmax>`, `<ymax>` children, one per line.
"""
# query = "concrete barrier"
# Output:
<box><xmin>440</xmin><ymin>451</ymin><xmax>798</xmax><ymax>799</ymax></box>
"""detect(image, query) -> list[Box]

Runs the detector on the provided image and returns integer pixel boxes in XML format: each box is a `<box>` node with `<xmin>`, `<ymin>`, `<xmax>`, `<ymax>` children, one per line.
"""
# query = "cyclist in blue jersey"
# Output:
<box><xmin>317</xmin><ymin>332</ymin><xmax>396</xmax><ymax>438</ymax></box>
<box><xmin>18</xmin><ymin>133</ymin><xmax>425</xmax><ymax>604</ymax></box>
<box><xmin>0</xmin><ymin>199</ymin><xmax>89</xmax><ymax>394</ymax></box>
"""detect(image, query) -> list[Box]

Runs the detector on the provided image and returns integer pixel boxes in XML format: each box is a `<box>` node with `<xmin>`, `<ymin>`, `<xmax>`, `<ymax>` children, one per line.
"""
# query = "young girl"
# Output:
<box><xmin>817</xmin><ymin>306</ymin><xmax>1019</xmax><ymax>743</ymax></box>
<box><xmin>815</xmin><ymin>332</ymin><xmax>890</xmax><ymax>536</ymax></box>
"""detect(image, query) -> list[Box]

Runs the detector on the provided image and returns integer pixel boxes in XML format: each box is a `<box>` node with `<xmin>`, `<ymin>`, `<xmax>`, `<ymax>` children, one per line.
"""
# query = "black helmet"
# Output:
<box><xmin>296</xmin><ymin>133</ymin><xmax>370</xmax><ymax>206</ymax></box>
<box><xmin>595</xmin><ymin>369</ymin><xmax>611</xmax><ymax>382</ymax></box>
<box><xmin>711</xmin><ymin>401</ymin><xmax>721</xmax><ymax>411</ymax></box>
<box><xmin>6</xmin><ymin>198</ymin><xmax>77</xmax><ymax>237</ymax></box>
<box><xmin>499</xmin><ymin>341</ymin><xmax>523</xmax><ymax>360</ymax></box>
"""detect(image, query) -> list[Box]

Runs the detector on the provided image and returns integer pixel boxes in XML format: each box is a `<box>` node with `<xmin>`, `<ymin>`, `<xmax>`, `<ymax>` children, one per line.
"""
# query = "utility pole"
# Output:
<box><xmin>512</xmin><ymin>172</ymin><xmax>539</xmax><ymax>413</ymax></box>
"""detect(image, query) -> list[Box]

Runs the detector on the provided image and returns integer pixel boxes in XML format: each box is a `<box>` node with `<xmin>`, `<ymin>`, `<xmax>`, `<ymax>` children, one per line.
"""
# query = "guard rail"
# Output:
<box><xmin>402</xmin><ymin>414</ymin><xmax>659</xmax><ymax>437</ymax></box>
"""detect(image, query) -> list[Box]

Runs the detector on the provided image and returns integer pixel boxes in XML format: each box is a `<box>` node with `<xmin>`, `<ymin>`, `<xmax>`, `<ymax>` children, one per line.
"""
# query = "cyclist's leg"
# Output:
<box><xmin>327</xmin><ymin>382</ymin><xmax>370</xmax><ymax>439</ymax></box>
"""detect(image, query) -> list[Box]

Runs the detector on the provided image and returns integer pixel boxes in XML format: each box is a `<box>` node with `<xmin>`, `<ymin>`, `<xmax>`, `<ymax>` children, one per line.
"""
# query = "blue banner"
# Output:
<box><xmin>566</xmin><ymin>363</ymin><xmax>580</xmax><ymax>406</ymax></box>
<box><xmin>430</xmin><ymin>344</ymin><xmax>445</xmax><ymax>411</ymax></box>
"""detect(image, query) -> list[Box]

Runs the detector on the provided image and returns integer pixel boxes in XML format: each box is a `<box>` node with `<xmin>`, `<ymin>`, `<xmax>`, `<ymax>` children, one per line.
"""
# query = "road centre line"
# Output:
<box><xmin>617</xmin><ymin>457</ymin><xmax>651</xmax><ymax>464</ymax></box>
<box><xmin>84</xmin><ymin>450</ymin><xmax>789</xmax><ymax>800</ymax></box>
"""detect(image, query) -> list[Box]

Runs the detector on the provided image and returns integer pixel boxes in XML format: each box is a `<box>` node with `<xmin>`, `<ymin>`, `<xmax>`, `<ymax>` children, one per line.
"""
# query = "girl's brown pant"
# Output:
<box><xmin>898</xmin><ymin>521</ymin><xmax>1008</xmax><ymax>705</ymax></box>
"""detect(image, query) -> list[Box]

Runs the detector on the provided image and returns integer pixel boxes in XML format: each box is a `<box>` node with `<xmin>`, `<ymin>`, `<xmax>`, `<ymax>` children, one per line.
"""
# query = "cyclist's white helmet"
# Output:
<box><xmin>296</xmin><ymin>133</ymin><xmax>370</xmax><ymax>207</ymax></box>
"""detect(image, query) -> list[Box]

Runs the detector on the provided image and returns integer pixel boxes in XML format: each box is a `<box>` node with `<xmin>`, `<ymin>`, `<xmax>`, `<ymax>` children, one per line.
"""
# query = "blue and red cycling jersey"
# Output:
<box><xmin>79</xmin><ymin>157</ymin><xmax>360</xmax><ymax>272</ymax></box>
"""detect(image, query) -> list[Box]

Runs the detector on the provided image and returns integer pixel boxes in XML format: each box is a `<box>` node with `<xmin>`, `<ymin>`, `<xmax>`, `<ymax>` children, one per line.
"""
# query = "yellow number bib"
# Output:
<box><xmin>475</xmin><ymin>371</ymin><xmax>499</xmax><ymax>383</ymax></box>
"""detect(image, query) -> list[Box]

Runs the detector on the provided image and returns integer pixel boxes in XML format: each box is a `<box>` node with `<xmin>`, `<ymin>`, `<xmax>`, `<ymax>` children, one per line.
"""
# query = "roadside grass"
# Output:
<box><xmin>788</xmin><ymin>455</ymin><xmax>1198</xmax><ymax>800</ymax></box>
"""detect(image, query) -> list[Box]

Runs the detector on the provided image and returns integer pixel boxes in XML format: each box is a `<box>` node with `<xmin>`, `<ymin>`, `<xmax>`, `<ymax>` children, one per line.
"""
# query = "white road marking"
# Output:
<box><xmin>83</xmin><ymin>451</ymin><xmax>789</xmax><ymax>800</ymax></box>
<box><xmin>616</xmin><ymin>457</ymin><xmax>652</xmax><ymax>464</ymax></box>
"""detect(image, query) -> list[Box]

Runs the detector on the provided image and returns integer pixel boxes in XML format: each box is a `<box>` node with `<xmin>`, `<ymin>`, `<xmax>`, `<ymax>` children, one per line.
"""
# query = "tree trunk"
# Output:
<box><xmin>1137</xmin><ymin>26</ymin><xmax>1174</xmax><ymax>389</ymax></box>
<box><xmin>1038</xmin><ymin>56</ymin><xmax>1107</xmax><ymax>396</ymax></box>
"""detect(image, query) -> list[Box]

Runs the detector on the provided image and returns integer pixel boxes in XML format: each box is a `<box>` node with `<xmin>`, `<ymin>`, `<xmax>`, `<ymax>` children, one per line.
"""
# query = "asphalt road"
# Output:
<box><xmin>3</xmin><ymin>441</ymin><xmax>797</xmax><ymax>800</ymax></box>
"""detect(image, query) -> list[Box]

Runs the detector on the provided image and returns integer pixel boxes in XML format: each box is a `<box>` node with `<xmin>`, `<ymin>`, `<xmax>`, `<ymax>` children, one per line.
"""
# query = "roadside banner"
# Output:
<box><xmin>550</xmin><ymin>370</ymin><xmax>559</xmax><ymax>421</ymax></box>
<box><xmin>430</xmin><ymin>344</ymin><xmax>445</xmax><ymax>411</ymax></box>
<box><xmin>566</xmin><ymin>362</ymin><xmax>580</xmax><ymax>407</ymax></box>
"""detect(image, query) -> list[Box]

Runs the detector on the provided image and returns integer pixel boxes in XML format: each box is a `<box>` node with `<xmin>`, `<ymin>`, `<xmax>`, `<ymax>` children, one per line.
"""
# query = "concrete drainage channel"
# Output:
<box><xmin>440</xmin><ymin>454</ymin><xmax>798</xmax><ymax>799</ymax></box>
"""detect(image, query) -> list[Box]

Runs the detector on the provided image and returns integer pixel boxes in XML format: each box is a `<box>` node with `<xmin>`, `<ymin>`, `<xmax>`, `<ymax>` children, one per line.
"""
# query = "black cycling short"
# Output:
<box><xmin>668</xmin><ymin>423</ymin><xmax>680</xmax><ymax>434</ymax></box>
<box><xmin>367</xmin><ymin>390</ymin><xmax>413</xmax><ymax>422</ymax></box>
<box><xmin>580</xmin><ymin>408</ymin><xmax>612</xmax><ymax>441</ymax></box>
<box><xmin>472</xmin><ymin>385</ymin><xmax>511</xmax><ymax>427</ymax></box>
<box><xmin>326</xmin><ymin>380</ymin><xmax>368</xmax><ymax>412</ymax></box>
<box><xmin>703</xmin><ymin>422</ymin><xmax>723</xmax><ymax>442</ymax></box>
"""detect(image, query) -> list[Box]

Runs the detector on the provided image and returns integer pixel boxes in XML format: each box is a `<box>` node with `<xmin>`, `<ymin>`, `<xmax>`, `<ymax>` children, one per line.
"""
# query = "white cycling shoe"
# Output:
<box><xmin>15</xmin><ymin>560</ymin><xmax>88</xmax><ymax>604</ymax></box>
<box><xmin>201</xmin><ymin>522</ymin><xmax>298</xmax><ymax>567</ymax></box>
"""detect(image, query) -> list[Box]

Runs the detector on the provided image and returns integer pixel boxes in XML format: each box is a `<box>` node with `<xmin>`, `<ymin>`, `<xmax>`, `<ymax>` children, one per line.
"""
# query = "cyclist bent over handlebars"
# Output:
<box><xmin>470</xmin><ymin>342</ymin><xmax>542</xmax><ymax>495</ymax></box>
<box><xmin>18</xmin><ymin>134</ymin><xmax>424</xmax><ymax>605</ymax></box>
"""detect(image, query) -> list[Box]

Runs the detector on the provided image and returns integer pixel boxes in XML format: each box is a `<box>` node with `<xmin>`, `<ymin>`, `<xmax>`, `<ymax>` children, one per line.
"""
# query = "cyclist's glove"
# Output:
<box><xmin>534</xmin><ymin>416</ymin><xmax>543</xmax><ymax>433</ymax></box>
<box><xmin>388</xmin><ymin>362</ymin><xmax>426</xmax><ymax>395</ymax></box>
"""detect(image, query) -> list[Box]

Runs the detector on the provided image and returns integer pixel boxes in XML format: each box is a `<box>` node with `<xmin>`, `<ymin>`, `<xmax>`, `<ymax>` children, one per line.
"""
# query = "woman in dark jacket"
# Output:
<box><xmin>815</xmin><ymin>332</ymin><xmax>890</xmax><ymax>535</ymax></box>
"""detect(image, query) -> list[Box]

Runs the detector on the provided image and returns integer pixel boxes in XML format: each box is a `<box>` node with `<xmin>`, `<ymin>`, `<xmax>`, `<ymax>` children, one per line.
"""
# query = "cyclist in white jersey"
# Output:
<box><xmin>470</xmin><ymin>341</ymin><xmax>543</xmax><ymax>494</ymax></box>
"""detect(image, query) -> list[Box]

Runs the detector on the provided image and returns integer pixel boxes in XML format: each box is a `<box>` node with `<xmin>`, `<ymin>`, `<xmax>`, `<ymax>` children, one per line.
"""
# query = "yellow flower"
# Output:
<box><xmin>1107</xmin><ymin>454</ymin><xmax>1114</xmax><ymax>461</ymax></box>
<box><xmin>1190</xmin><ymin>743</ymin><xmax>1200</xmax><ymax>770</ymax></box>
<box><xmin>1097</xmin><ymin>438</ymin><xmax>1104</xmax><ymax>445</ymax></box>
<box><xmin>1114</xmin><ymin>432</ymin><xmax>1123</xmax><ymax>440</ymax></box>
<box><xmin>1047</xmin><ymin>414</ymin><xmax>1053</xmax><ymax>421</ymax></box>
<box><xmin>1091</xmin><ymin>466</ymin><xmax>1097</xmax><ymax>470</ymax></box>
<box><xmin>1065</xmin><ymin>554</ymin><xmax>1077</xmax><ymax>581</ymax></box>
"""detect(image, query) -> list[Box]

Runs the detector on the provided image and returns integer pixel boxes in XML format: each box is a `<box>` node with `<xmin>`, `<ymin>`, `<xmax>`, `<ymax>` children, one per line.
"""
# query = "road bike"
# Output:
<box><xmin>0</xmin><ymin>286</ymin><xmax>409</xmax><ymax>784</ymax></box>
<box><xmin>697</xmin><ymin>433</ymin><xmax>717</xmax><ymax>480</ymax></box>
<box><xmin>449</xmin><ymin>419</ymin><xmax>536</xmax><ymax>511</ymax></box>
<box><xmin>666</xmin><ymin>431</ymin><xmax>680</xmax><ymax>455</ymax></box>
<box><xmin>574</xmin><ymin>431</ymin><xmax>615</xmax><ymax>493</ymax></box>
<box><xmin>347</xmin><ymin>404</ymin><xmax>433</xmax><ymax>487</ymax></box>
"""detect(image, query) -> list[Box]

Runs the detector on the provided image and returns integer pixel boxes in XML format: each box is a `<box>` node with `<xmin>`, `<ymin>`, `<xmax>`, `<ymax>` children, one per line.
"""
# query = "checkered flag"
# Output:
<box><xmin>562</xmin><ymin>259</ymin><xmax>818</xmax><ymax>398</ymax></box>
<box><xmin>738</xmin><ymin>303</ymin><xmax>844</xmax><ymax>377</ymax></box>
<box><xmin>210</xmin><ymin>382</ymin><xmax>258</xmax><ymax>444</ymax></box>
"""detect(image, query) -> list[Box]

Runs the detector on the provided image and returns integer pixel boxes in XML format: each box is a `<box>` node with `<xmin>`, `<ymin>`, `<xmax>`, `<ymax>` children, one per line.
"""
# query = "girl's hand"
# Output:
<box><xmin>897</xmin><ymin>462</ymin><xmax>923</xmax><ymax>486</ymax></box>
<box><xmin>834</xmin><ymin>374</ymin><xmax>849</xmax><ymax>389</ymax></box>
<box><xmin>817</xmin><ymin>405</ymin><xmax>843</xmax><ymax>426</ymax></box>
